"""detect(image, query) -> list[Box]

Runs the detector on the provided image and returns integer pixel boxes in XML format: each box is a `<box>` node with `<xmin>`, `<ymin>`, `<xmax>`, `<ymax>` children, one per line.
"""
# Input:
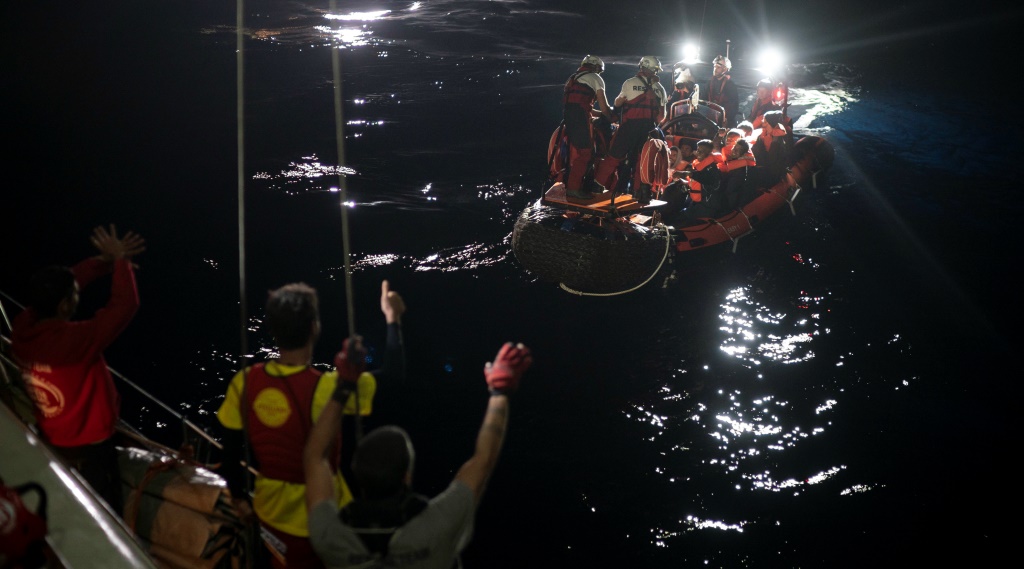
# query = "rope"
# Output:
<box><xmin>329</xmin><ymin>0</ymin><xmax>363</xmax><ymax>441</ymax></box>
<box><xmin>558</xmin><ymin>224</ymin><xmax>673</xmax><ymax>296</ymax></box>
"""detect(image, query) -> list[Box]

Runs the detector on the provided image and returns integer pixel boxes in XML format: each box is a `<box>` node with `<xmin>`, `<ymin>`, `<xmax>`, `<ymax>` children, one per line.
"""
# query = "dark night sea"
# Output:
<box><xmin>4</xmin><ymin>1</ymin><xmax>1022</xmax><ymax>567</ymax></box>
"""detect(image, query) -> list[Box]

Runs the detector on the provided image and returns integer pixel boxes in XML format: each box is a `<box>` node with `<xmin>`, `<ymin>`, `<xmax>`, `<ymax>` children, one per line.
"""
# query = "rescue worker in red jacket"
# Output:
<box><xmin>592</xmin><ymin>55</ymin><xmax>668</xmax><ymax>194</ymax></box>
<box><xmin>217</xmin><ymin>280</ymin><xmax>406</xmax><ymax>569</ymax></box>
<box><xmin>563</xmin><ymin>55</ymin><xmax>615</xmax><ymax>199</ymax></box>
<box><xmin>11</xmin><ymin>224</ymin><xmax>145</xmax><ymax>514</ymax></box>
<box><xmin>748</xmin><ymin>78</ymin><xmax>781</xmax><ymax>128</ymax></box>
<box><xmin>706</xmin><ymin>55</ymin><xmax>739</xmax><ymax>128</ymax></box>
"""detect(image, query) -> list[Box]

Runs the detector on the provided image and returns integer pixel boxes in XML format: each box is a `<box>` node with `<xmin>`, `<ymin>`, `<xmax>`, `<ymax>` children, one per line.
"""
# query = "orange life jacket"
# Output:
<box><xmin>687</xmin><ymin>155</ymin><xmax>717</xmax><ymax>202</ymax></box>
<box><xmin>719</xmin><ymin>152</ymin><xmax>757</xmax><ymax>174</ymax></box>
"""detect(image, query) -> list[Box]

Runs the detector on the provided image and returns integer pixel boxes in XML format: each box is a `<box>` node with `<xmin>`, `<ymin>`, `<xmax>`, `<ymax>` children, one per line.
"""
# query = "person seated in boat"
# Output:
<box><xmin>736</xmin><ymin>120</ymin><xmax>755</xmax><ymax>141</ymax></box>
<box><xmin>716</xmin><ymin>138</ymin><xmax>758</xmax><ymax>214</ymax></box>
<box><xmin>706</xmin><ymin>55</ymin><xmax>739</xmax><ymax>128</ymax></box>
<box><xmin>714</xmin><ymin>128</ymin><xmax>745</xmax><ymax>157</ymax></box>
<box><xmin>217</xmin><ymin>280</ymin><xmax>406</xmax><ymax>569</ymax></box>
<box><xmin>10</xmin><ymin>225</ymin><xmax>145</xmax><ymax>515</ymax></box>
<box><xmin>304</xmin><ymin>342</ymin><xmax>533</xmax><ymax>569</ymax></box>
<box><xmin>752</xmin><ymin>110</ymin><xmax>790</xmax><ymax>187</ymax></box>
<box><xmin>749</xmin><ymin>78</ymin><xmax>781</xmax><ymax>129</ymax></box>
<box><xmin>592</xmin><ymin>56</ymin><xmax>668</xmax><ymax>195</ymax></box>
<box><xmin>563</xmin><ymin>55</ymin><xmax>615</xmax><ymax>199</ymax></box>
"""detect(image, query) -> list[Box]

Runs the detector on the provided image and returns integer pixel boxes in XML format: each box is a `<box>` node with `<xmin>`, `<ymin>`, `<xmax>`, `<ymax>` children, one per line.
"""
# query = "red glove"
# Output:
<box><xmin>484</xmin><ymin>342</ymin><xmax>532</xmax><ymax>395</ymax></box>
<box><xmin>333</xmin><ymin>335</ymin><xmax>367</xmax><ymax>403</ymax></box>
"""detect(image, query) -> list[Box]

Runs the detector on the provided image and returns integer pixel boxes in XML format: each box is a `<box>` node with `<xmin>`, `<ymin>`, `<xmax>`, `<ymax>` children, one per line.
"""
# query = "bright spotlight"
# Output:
<box><xmin>680</xmin><ymin>43</ymin><xmax>700</xmax><ymax>63</ymax></box>
<box><xmin>757</xmin><ymin>48</ymin><xmax>785</xmax><ymax>75</ymax></box>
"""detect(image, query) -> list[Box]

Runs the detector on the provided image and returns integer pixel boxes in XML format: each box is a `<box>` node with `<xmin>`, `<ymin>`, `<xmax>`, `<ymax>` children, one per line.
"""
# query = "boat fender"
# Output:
<box><xmin>0</xmin><ymin>480</ymin><xmax>48</xmax><ymax>568</ymax></box>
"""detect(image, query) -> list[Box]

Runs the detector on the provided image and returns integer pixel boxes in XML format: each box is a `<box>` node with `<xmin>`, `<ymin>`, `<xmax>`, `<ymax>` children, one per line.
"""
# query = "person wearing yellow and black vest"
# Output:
<box><xmin>218</xmin><ymin>280</ymin><xmax>406</xmax><ymax>569</ymax></box>
<box><xmin>563</xmin><ymin>55</ymin><xmax>615</xmax><ymax>199</ymax></box>
<box><xmin>592</xmin><ymin>56</ymin><xmax>668</xmax><ymax>194</ymax></box>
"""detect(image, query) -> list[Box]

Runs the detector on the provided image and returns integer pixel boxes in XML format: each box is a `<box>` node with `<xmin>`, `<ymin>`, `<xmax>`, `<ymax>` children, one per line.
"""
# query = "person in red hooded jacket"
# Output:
<box><xmin>11</xmin><ymin>224</ymin><xmax>145</xmax><ymax>513</ymax></box>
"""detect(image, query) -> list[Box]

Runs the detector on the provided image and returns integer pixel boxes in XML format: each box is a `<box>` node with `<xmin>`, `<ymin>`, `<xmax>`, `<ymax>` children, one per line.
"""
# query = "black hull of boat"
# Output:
<box><xmin>512</xmin><ymin>203</ymin><xmax>674</xmax><ymax>294</ymax></box>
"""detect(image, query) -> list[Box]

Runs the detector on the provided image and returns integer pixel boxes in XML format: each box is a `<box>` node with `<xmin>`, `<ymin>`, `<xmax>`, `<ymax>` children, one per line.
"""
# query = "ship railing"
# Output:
<box><xmin>0</xmin><ymin>291</ymin><xmax>226</xmax><ymax>467</ymax></box>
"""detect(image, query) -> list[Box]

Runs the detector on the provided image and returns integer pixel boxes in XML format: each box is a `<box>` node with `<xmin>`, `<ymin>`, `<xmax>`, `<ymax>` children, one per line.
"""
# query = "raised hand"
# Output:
<box><xmin>484</xmin><ymin>342</ymin><xmax>533</xmax><ymax>396</ymax></box>
<box><xmin>91</xmin><ymin>224</ymin><xmax>146</xmax><ymax>262</ymax></box>
<box><xmin>380</xmin><ymin>280</ymin><xmax>406</xmax><ymax>324</ymax></box>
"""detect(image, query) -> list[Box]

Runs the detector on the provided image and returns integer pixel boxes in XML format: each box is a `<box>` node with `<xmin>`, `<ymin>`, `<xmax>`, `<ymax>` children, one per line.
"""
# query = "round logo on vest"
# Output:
<box><xmin>253</xmin><ymin>387</ymin><xmax>291</xmax><ymax>427</ymax></box>
<box><xmin>27</xmin><ymin>374</ymin><xmax>65</xmax><ymax>419</ymax></box>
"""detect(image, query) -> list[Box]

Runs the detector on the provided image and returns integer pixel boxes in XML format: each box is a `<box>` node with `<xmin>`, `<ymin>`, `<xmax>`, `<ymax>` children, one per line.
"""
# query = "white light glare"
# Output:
<box><xmin>680</xmin><ymin>43</ymin><xmax>700</xmax><ymax>63</ymax></box>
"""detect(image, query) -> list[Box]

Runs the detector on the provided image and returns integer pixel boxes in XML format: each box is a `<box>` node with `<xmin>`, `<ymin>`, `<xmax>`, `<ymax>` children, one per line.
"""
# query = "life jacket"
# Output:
<box><xmin>244</xmin><ymin>364</ymin><xmax>339</xmax><ymax>483</ymax></box>
<box><xmin>749</xmin><ymin>98</ymin><xmax>780</xmax><ymax>126</ymax></box>
<box><xmin>339</xmin><ymin>491</ymin><xmax>431</xmax><ymax>558</ymax></box>
<box><xmin>709</xmin><ymin>73</ymin><xmax>731</xmax><ymax>104</ymax></box>
<box><xmin>621</xmin><ymin>73</ymin><xmax>662</xmax><ymax>122</ymax></box>
<box><xmin>564</xmin><ymin>68</ymin><xmax>598</xmax><ymax>111</ymax></box>
<box><xmin>636</xmin><ymin>138</ymin><xmax>671</xmax><ymax>191</ymax></box>
<box><xmin>756</xmin><ymin>126</ymin><xmax>788</xmax><ymax>152</ymax></box>
<box><xmin>719</xmin><ymin>152</ymin><xmax>757</xmax><ymax>174</ymax></box>
<box><xmin>547</xmin><ymin>124</ymin><xmax>575</xmax><ymax>181</ymax></box>
<box><xmin>687</xmin><ymin>155</ymin><xmax>718</xmax><ymax>202</ymax></box>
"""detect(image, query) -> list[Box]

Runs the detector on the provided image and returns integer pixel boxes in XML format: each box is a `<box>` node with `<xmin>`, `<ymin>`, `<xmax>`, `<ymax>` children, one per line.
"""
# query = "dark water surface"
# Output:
<box><xmin>4</xmin><ymin>1</ymin><xmax>1020</xmax><ymax>567</ymax></box>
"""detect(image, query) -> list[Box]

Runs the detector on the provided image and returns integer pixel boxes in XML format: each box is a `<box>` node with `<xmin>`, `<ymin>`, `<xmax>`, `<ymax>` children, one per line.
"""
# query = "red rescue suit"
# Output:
<box><xmin>563</xmin><ymin>67</ymin><xmax>600</xmax><ymax>192</ymax></box>
<box><xmin>594</xmin><ymin>72</ymin><xmax>663</xmax><ymax>190</ymax></box>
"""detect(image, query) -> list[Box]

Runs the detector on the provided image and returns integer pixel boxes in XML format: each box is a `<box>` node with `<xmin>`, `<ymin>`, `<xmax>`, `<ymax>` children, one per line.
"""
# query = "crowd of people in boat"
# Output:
<box><xmin>4</xmin><ymin>225</ymin><xmax>531</xmax><ymax>568</ymax></box>
<box><xmin>558</xmin><ymin>53</ymin><xmax>794</xmax><ymax>226</ymax></box>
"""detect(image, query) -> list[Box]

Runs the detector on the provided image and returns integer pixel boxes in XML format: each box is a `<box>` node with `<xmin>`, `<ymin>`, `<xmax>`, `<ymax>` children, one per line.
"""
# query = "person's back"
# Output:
<box><xmin>11</xmin><ymin>225</ymin><xmax>144</xmax><ymax>513</ymax></box>
<box><xmin>217</xmin><ymin>280</ymin><xmax>405</xmax><ymax>569</ymax></box>
<box><xmin>306</xmin><ymin>343</ymin><xmax>533</xmax><ymax>569</ymax></box>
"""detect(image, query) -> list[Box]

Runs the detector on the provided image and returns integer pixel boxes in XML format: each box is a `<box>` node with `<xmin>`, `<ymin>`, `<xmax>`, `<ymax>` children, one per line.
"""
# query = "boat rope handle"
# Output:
<box><xmin>559</xmin><ymin>224</ymin><xmax>673</xmax><ymax>296</ymax></box>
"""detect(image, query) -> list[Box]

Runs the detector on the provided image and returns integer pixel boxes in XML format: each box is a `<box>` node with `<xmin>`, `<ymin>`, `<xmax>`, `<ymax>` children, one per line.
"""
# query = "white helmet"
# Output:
<box><xmin>638</xmin><ymin>55</ymin><xmax>663</xmax><ymax>73</ymax></box>
<box><xmin>712</xmin><ymin>55</ymin><xmax>732</xmax><ymax>71</ymax></box>
<box><xmin>581</xmin><ymin>55</ymin><xmax>605</xmax><ymax>73</ymax></box>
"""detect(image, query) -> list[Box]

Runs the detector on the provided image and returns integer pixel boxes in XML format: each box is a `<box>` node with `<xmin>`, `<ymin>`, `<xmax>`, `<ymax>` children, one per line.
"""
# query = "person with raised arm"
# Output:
<box><xmin>12</xmin><ymin>224</ymin><xmax>145</xmax><ymax>513</ymax></box>
<box><xmin>304</xmin><ymin>342</ymin><xmax>533</xmax><ymax>569</ymax></box>
<box><xmin>217</xmin><ymin>280</ymin><xmax>406</xmax><ymax>569</ymax></box>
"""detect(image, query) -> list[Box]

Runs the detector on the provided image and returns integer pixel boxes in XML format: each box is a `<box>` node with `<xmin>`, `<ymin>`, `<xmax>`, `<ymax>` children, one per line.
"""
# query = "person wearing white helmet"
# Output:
<box><xmin>706</xmin><ymin>54</ymin><xmax>739</xmax><ymax>128</ymax></box>
<box><xmin>562</xmin><ymin>55</ymin><xmax>615</xmax><ymax>199</ymax></box>
<box><xmin>591</xmin><ymin>55</ymin><xmax>668</xmax><ymax>193</ymax></box>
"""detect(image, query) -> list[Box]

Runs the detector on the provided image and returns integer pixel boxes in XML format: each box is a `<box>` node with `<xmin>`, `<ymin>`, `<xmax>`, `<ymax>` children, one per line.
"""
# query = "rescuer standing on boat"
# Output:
<box><xmin>707</xmin><ymin>55</ymin><xmax>739</xmax><ymax>128</ymax></box>
<box><xmin>217</xmin><ymin>280</ymin><xmax>406</xmax><ymax>569</ymax></box>
<box><xmin>563</xmin><ymin>55</ymin><xmax>615</xmax><ymax>199</ymax></box>
<box><xmin>304</xmin><ymin>341</ymin><xmax>533</xmax><ymax>568</ymax></box>
<box><xmin>11</xmin><ymin>224</ymin><xmax>145</xmax><ymax>514</ymax></box>
<box><xmin>592</xmin><ymin>55</ymin><xmax>668</xmax><ymax>194</ymax></box>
